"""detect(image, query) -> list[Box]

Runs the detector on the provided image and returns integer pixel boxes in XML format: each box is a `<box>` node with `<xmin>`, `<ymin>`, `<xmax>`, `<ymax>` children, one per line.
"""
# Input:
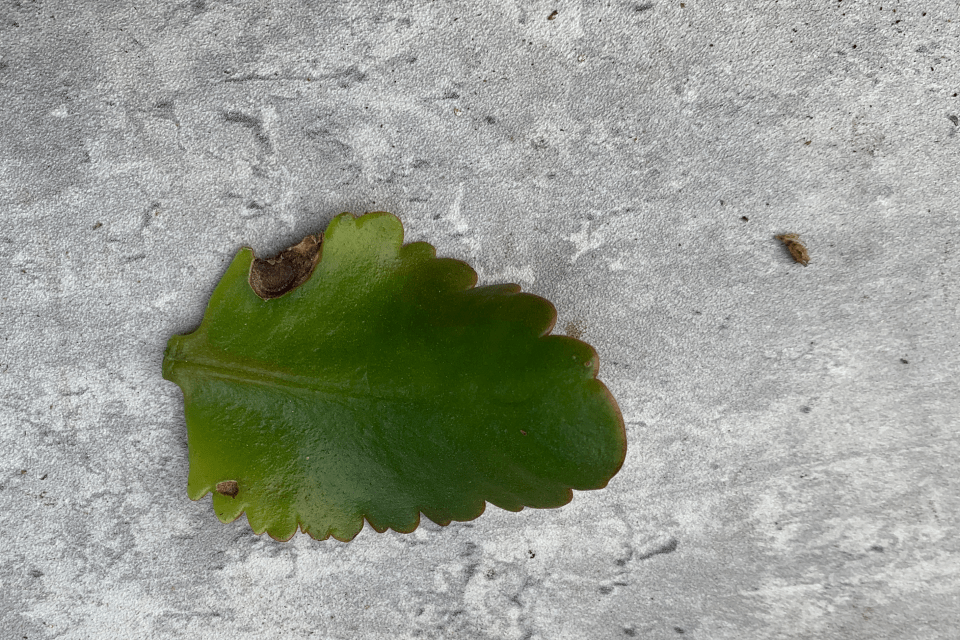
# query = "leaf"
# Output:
<box><xmin>162</xmin><ymin>212</ymin><xmax>626</xmax><ymax>541</ymax></box>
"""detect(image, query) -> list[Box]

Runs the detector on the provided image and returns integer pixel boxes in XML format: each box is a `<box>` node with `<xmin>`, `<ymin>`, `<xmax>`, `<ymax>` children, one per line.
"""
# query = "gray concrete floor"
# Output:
<box><xmin>2</xmin><ymin>2</ymin><xmax>959</xmax><ymax>638</ymax></box>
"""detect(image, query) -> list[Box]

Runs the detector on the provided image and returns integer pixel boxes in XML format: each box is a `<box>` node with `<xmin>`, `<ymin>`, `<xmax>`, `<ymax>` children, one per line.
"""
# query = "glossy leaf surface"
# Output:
<box><xmin>163</xmin><ymin>213</ymin><xmax>626</xmax><ymax>541</ymax></box>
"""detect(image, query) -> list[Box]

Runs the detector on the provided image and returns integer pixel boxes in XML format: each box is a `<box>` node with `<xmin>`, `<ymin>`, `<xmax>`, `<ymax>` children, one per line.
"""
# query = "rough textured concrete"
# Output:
<box><xmin>2</xmin><ymin>1</ymin><xmax>958</xmax><ymax>638</ymax></box>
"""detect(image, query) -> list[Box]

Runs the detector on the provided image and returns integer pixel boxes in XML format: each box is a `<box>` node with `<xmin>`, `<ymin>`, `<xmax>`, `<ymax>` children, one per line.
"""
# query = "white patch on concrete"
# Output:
<box><xmin>476</xmin><ymin>264</ymin><xmax>536</xmax><ymax>288</ymax></box>
<box><xmin>445</xmin><ymin>183</ymin><xmax>481</xmax><ymax>255</ymax></box>
<box><xmin>350</xmin><ymin>121</ymin><xmax>395</xmax><ymax>181</ymax></box>
<box><xmin>567</xmin><ymin>220</ymin><xmax>605</xmax><ymax>264</ymax></box>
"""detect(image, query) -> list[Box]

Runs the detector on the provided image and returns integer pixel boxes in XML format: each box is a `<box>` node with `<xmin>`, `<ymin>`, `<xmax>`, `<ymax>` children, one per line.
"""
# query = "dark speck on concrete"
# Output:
<box><xmin>464</xmin><ymin>563</ymin><xmax>478</xmax><ymax>581</ymax></box>
<box><xmin>900</xmin><ymin>358</ymin><xmax>909</xmax><ymax>364</ymax></box>
<box><xmin>223</xmin><ymin>111</ymin><xmax>259</xmax><ymax>127</ymax></box>
<box><xmin>674</xmin><ymin>627</ymin><xmax>686</xmax><ymax>634</ymax></box>
<box><xmin>800</xmin><ymin>406</ymin><xmax>812</xmax><ymax>413</ymax></box>
<box><xmin>599</xmin><ymin>585</ymin><xmax>614</xmax><ymax>595</ymax></box>
<box><xmin>315</xmin><ymin>66</ymin><xmax>367</xmax><ymax>88</ymax></box>
<box><xmin>948</xmin><ymin>115</ymin><xmax>959</xmax><ymax>126</ymax></box>
<box><xmin>224</xmin><ymin>111</ymin><xmax>272</xmax><ymax>153</ymax></box>
<box><xmin>623</xmin><ymin>628</ymin><xmax>637</xmax><ymax>637</ymax></box>
<box><xmin>141</xmin><ymin>202</ymin><xmax>160</xmax><ymax>230</ymax></box>
<box><xmin>633</xmin><ymin>2</ymin><xmax>654</xmax><ymax>11</ymax></box>
<box><xmin>637</xmin><ymin>536</ymin><xmax>678</xmax><ymax>560</ymax></box>
<box><xmin>869</xmin><ymin>545</ymin><xmax>885</xmax><ymax>552</ymax></box>
<box><xmin>485</xmin><ymin>116</ymin><xmax>497</xmax><ymax>124</ymax></box>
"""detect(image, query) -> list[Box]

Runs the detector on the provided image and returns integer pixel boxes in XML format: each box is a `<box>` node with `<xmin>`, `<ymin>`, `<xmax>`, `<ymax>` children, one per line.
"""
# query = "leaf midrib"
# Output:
<box><xmin>168</xmin><ymin>352</ymin><xmax>448</xmax><ymax>403</ymax></box>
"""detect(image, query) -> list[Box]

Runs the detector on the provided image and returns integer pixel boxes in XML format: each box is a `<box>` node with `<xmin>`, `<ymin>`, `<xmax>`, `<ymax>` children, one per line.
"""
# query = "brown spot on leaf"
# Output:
<box><xmin>775</xmin><ymin>233</ymin><xmax>810</xmax><ymax>266</ymax></box>
<box><xmin>249</xmin><ymin>234</ymin><xmax>322</xmax><ymax>299</ymax></box>
<box><xmin>216</xmin><ymin>480</ymin><xmax>239</xmax><ymax>497</ymax></box>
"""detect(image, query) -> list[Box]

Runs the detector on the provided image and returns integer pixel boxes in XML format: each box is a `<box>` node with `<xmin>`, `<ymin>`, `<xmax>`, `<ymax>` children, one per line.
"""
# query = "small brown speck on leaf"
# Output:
<box><xmin>775</xmin><ymin>233</ymin><xmax>810</xmax><ymax>266</ymax></box>
<box><xmin>216</xmin><ymin>480</ymin><xmax>239</xmax><ymax>497</ymax></box>
<box><xmin>249</xmin><ymin>233</ymin><xmax>322</xmax><ymax>299</ymax></box>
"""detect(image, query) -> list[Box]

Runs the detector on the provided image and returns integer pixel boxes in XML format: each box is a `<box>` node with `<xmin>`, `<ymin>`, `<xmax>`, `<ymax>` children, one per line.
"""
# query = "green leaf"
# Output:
<box><xmin>163</xmin><ymin>212</ymin><xmax>626</xmax><ymax>541</ymax></box>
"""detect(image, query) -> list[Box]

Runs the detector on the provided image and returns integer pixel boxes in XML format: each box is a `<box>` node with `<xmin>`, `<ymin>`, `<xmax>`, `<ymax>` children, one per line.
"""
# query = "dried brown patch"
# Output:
<box><xmin>775</xmin><ymin>233</ymin><xmax>810</xmax><ymax>266</ymax></box>
<box><xmin>249</xmin><ymin>234</ymin><xmax>322</xmax><ymax>299</ymax></box>
<box><xmin>216</xmin><ymin>480</ymin><xmax>239</xmax><ymax>497</ymax></box>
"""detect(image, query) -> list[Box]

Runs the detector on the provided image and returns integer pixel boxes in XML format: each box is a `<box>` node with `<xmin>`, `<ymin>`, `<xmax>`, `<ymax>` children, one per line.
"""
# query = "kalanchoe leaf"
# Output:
<box><xmin>162</xmin><ymin>212</ymin><xmax>626</xmax><ymax>541</ymax></box>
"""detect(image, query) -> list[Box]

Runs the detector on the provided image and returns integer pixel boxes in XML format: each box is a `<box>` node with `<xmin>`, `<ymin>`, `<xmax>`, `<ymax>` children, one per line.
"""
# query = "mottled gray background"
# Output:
<box><xmin>2</xmin><ymin>1</ymin><xmax>958</xmax><ymax>638</ymax></box>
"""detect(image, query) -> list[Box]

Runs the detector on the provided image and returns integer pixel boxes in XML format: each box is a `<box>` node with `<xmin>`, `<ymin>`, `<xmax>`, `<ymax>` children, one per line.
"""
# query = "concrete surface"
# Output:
<box><xmin>2</xmin><ymin>1</ymin><xmax>959</xmax><ymax>638</ymax></box>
